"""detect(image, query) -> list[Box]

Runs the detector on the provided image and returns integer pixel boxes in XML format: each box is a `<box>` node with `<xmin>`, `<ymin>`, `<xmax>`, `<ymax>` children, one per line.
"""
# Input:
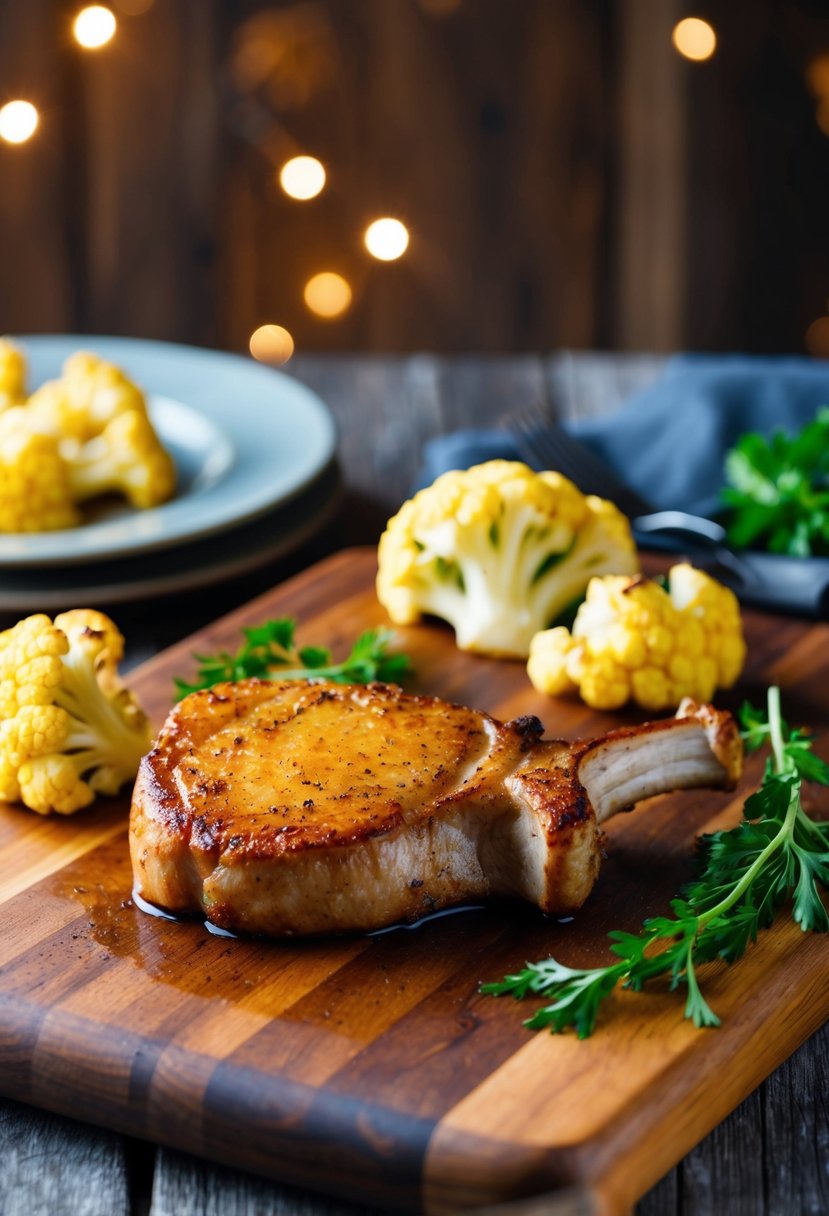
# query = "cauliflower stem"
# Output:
<box><xmin>46</xmin><ymin>636</ymin><xmax>149</xmax><ymax>793</ymax></box>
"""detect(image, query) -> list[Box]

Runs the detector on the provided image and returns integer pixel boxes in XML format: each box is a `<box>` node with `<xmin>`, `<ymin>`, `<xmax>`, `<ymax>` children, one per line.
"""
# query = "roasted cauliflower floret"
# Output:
<box><xmin>528</xmin><ymin>563</ymin><xmax>746</xmax><ymax>711</ymax></box>
<box><xmin>67</xmin><ymin>408</ymin><xmax>176</xmax><ymax>509</ymax></box>
<box><xmin>0</xmin><ymin>337</ymin><xmax>26</xmax><ymax>410</ymax></box>
<box><xmin>0</xmin><ymin>345</ymin><xmax>176</xmax><ymax>527</ymax></box>
<box><xmin>0</xmin><ymin>609</ymin><xmax>151</xmax><ymax>814</ymax></box>
<box><xmin>0</xmin><ymin>411</ymin><xmax>79</xmax><ymax>533</ymax></box>
<box><xmin>377</xmin><ymin>460</ymin><xmax>639</xmax><ymax>657</ymax></box>
<box><xmin>27</xmin><ymin>351</ymin><xmax>148</xmax><ymax>442</ymax></box>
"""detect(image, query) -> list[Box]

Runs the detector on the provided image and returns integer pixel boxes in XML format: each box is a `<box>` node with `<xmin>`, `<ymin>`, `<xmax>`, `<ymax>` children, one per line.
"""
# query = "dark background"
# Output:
<box><xmin>1</xmin><ymin>0</ymin><xmax>829</xmax><ymax>358</ymax></box>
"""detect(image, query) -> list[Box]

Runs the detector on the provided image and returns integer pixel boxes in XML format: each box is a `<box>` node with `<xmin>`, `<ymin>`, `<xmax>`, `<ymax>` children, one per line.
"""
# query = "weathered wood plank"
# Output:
<box><xmin>433</xmin><ymin>355</ymin><xmax>549</xmax><ymax>432</ymax></box>
<box><xmin>222</xmin><ymin>2</ymin><xmax>611</xmax><ymax>354</ymax></box>
<box><xmin>0</xmin><ymin>0</ymin><xmax>71</xmax><ymax>333</ymax></box>
<box><xmin>635</xmin><ymin>1166</ymin><xmax>679</xmax><ymax>1216</ymax></box>
<box><xmin>288</xmin><ymin>355</ymin><xmax>444</xmax><ymax>541</ymax></box>
<box><xmin>677</xmin><ymin>1084</ymin><xmax>766</xmax><ymax>1216</ymax></box>
<box><xmin>80</xmin><ymin>0</ymin><xmax>221</xmax><ymax>342</ymax></box>
<box><xmin>150</xmin><ymin>1146</ymin><xmax>376</xmax><ymax>1216</ymax></box>
<box><xmin>613</xmin><ymin>0</ymin><xmax>686</xmax><ymax>351</ymax></box>
<box><xmin>0</xmin><ymin>1098</ymin><xmax>129</xmax><ymax>1216</ymax></box>
<box><xmin>286</xmin><ymin>352</ymin><xmax>625</xmax><ymax>541</ymax></box>
<box><xmin>544</xmin><ymin>352</ymin><xmax>665</xmax><ymax>422</ymax></box>
<box><xmin>761</xmin><ymin>1021</ymin><xmax>829</xmax><ymax>1216</ymax></box>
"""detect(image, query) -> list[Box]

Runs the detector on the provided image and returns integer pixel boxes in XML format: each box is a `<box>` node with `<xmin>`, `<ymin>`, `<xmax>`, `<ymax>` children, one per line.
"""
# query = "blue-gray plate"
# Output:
<box><xmin>0</xmin><ymin>335</ymin><xmax>336</xmax><ymax>568</ymax></box>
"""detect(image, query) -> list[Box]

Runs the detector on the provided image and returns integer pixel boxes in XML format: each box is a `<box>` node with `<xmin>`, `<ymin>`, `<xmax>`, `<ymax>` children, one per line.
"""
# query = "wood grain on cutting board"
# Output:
<box><xmin>0</xmin><ymin>549</ymin><xmax>827</xmax><ymax>1215</ymax></box>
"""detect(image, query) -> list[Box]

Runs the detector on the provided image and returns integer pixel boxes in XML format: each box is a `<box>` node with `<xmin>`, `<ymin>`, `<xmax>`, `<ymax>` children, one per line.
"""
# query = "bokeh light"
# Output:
<box><xmin>805</xmin><ymin>316</ymin><xmax>829</xmax><ymax>358</ymax></box>
<box><xmin>73</xmin><ymin>6</ymin><xmax>117</xmax><ymax>49</ymax></box>
<box><xmin>806</xmin><ymin>54</ymin><xmax>829</xmax><ymax>99</ymax></box>
<box><xmin>279</xmin><ymin>155</ymin><xmax>326</xmax><ymax>200</ymax></box>
<box><xmin>249</xmin><ymin>324</ymin><xmax>295</xmax><ymax>365</ymax></box>
<box><xmin>672</xmin><ymin>17</ymin><xmax>717</xmax><ymax>62</ymax></box>
<box><xmin>304</xmin><ymin>272</ymin><xmax>352</xmax><ymax>318</ymax></box>
<box><xmin>364</xmin><ymin>218</ymin><xmax>410</xmax><ymax>261</ymax></box>
<box><xmin>0</xmin><ymin>101</ymin><xmax>39</xmax><ymax>145</ymax></box>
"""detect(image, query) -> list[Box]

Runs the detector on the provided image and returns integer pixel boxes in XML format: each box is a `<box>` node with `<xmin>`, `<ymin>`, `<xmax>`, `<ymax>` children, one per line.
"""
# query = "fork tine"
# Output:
<box><xmin>506</xmin><ymin>404</ymin><xmax>653</xmax><ymax>518</ymax></box>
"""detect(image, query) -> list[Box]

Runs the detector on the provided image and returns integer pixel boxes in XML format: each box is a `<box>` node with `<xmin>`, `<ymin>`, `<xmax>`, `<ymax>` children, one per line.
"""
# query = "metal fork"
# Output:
<box><xmin>506</xmin><ymin>403</ymin><xmax>756</xmax><ymax>585</ymax></box>
<box><xmin>508</xmin><ymin>403</ymin><xmax>735</xmax><ymax>547</ymax></box>
<box><xmin>509</xmin><ymin>405</ymin><xmax>653</xmax><ymax>518</ymax></box>
<box><xmin>504</xmin><ymin>404</ymin><xmax>829</xmax><ymax>617</ymax></box>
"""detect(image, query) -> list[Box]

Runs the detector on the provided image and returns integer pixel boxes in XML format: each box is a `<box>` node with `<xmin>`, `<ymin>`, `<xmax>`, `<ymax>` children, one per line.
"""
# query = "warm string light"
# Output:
<box><xmin>364</xmin><ymin>218</ymin><xmax>410</xmax><ymax>261</ymax></box>
<box><xmin>0</xmin><ymin>100</ymin><xmax>39</xmax><ymax>144</ymax></box>
<box><xmin>0</xmin><ymin>5</ymin><xmax>120</xmax><ymax>149</ymax></box>
<box><xmin>806</xmin><ymin>55</ymin><xmax>829</xmax><ymax>138</ymax></box>
<box><xmin>304</xmin><ymin>272</ymin><xmax>352</xmax><ymax>318</ymax></box>
<box><xmin>249</xmin><ymin>324</ymin><xmax>295</xmax><ymax>365</ymax></box>
<box><xmin>73</xmin><ymin>5</ymin><xmax>117</xmax><ymax>49</ymax></box>
<box><xmin>672</xmin><ymin>17</ymin><xmax>716</xmax><ymax>62</ymax></box>
<box><xmin>279</xmin><ymin>155</ymin><xmax>326</xmax><ymax>200</ymax></box>
<box><xmin>0</xmin><ymin>5</ymin><xmax>403</xmax><ymax>330</ymax></box>
<box><xmin>805</xmin><ymin>315</ymin><xmax>829</xmax><ymax>358</ymax></box>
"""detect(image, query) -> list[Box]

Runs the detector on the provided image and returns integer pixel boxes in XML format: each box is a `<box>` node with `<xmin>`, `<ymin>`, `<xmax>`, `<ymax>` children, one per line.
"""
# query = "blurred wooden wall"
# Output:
<box><xmin>220</xmin><ymin>0</ymin><xmax>619</xmax><ymax>353</ymax></box>
<box><xmin>0</xmin><ymin>0</ymin><xmax>222</xmax><ymax>344</ymax></box>
<box><xmin>0</xmin><ymin>0</ymin><xmax>827</xmax><ymax>355</ymax></box>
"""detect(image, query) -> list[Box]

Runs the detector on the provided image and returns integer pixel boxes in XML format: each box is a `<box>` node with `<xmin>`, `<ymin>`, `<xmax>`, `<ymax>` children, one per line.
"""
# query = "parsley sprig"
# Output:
<box><xmin>174</xmin><ymin>618</ymin><xmax>411</xmax><ymax>699</ymax></box>
<box><xmin>481</xmin><ymin>687</ymin><xmax>829</xmax><ymax>1037</ymax></box>
<box><xmin>722</xmin><ymin>409</ymin><xmax>829</xmax><ymax>556</ymax></box>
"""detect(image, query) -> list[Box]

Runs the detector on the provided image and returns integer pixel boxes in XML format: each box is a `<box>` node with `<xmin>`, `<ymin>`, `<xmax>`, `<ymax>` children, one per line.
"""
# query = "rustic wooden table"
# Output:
<box><xmin>1</xmin><ymin>354</ymin><xmax>826</xmax><ymax>1216</ymax></box>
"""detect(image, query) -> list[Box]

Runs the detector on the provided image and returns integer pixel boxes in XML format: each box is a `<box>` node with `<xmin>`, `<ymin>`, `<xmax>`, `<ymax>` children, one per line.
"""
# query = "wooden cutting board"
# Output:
<box><xmin>1</xmin><ymin>548</ymin><xmax>827</xmax><ymax>1215</ymax></box>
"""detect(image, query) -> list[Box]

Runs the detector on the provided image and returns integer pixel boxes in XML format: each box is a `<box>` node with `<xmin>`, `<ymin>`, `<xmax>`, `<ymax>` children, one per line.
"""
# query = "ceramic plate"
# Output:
<box><xmin>0</xmin><ymin>463</ymin><xmax>341</xmax><ymax>610</ymax></box>
<box><xmin>0</xmin><ymin>336</ymin><xmax>337</xmax><ymax>567</ymax></box>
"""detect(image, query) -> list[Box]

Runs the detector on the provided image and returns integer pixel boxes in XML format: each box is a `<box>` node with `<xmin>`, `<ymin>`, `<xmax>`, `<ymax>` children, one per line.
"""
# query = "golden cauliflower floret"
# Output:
<box><xmin>66</xmin><ymin>408</ymin><xmax>176</xmax><ymax>509</ymax></box>
<box><xmin>0</xmin><ymin>345</ymin><xmax>177</xmax><ymax>528</ymax></box>
<box><xmin>526</xmin><ymin>627</ymin><xmax>577</xmax><ymax>696</ymax></box>
<box><xmin>0</xmin><ymin>614</ymin><xmax>67</xmax><ymax>718</ymax></box>
<box><xmin>0</xmin><ymin>414</ymin><xmax>79</xmax><ymax>533</ymax></box>
<box><xmin>0</xmin><ymin>609</ymin><xmax>151</xmax><ymax>815</ymax></box>
<box><xmin>0</xmin><ymin>337</ymin><xmax>27</xmax><ymax>409</ymax></box>
<box><xmin>27</xmin><ymin>351</ymin><xmax>148</xmax><ymax>442</ymax></box>
<box><xmin>527</xmin><ymin>563</ymin><xmax>747</xmax><ymax>711</ymax></box>
<box><xmin>376</xmin><ymin>459</ymin><xmax>639</xmax><ymax>657</ymax></box>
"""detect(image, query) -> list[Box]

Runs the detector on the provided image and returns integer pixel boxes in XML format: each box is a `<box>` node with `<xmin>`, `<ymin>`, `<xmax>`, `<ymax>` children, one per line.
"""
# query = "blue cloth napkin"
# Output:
<box><xmin>417</xmin><ymin>355</ymin><xmax>829</xmax><ymax>518</ymax></box>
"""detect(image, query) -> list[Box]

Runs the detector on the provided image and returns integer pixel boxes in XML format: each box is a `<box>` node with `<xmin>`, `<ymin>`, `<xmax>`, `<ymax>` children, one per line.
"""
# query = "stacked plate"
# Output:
<box><xmin>0</xmin><ymin>336</ymin><xmax>340</xmax><ymax>610</ymax></box>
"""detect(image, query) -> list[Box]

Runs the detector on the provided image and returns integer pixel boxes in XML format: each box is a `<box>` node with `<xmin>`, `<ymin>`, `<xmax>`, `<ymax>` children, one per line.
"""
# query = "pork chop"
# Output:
<box><xmin>129</xmin><ymin>680</ymin><xmax>742</xmax><ymax>936</ymax></box>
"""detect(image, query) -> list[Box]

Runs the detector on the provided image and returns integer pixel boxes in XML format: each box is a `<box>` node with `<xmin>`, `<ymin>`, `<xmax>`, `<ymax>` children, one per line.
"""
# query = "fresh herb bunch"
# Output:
<box><xmin>481</xmin><ymin>687</ymin><xmax>829</xmax><ymax>1038</ymax></box>
<box><xmin>174</xmin><ymin>618</ymin><xmax>411</xmax><ymax>699</ymax></box>
<box><xmin>722</xmin><ymin>409</ymin><xmax>829</xmax><ymax>556</ymax></box>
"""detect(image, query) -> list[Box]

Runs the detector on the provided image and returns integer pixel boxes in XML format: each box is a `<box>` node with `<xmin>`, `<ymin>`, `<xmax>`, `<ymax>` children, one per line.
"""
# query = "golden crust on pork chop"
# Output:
<box><xmin>129</xmin><ymin>680</ymin><xmax>742</xmax><ymax>937</ymax></box>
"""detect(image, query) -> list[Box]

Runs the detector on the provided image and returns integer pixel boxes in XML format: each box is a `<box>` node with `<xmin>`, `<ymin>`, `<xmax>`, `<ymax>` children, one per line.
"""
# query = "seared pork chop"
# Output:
<box><xmin>129</xmin><ymin>680</ymin><xmax>742</xmax><ymax>936</ymax></box>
